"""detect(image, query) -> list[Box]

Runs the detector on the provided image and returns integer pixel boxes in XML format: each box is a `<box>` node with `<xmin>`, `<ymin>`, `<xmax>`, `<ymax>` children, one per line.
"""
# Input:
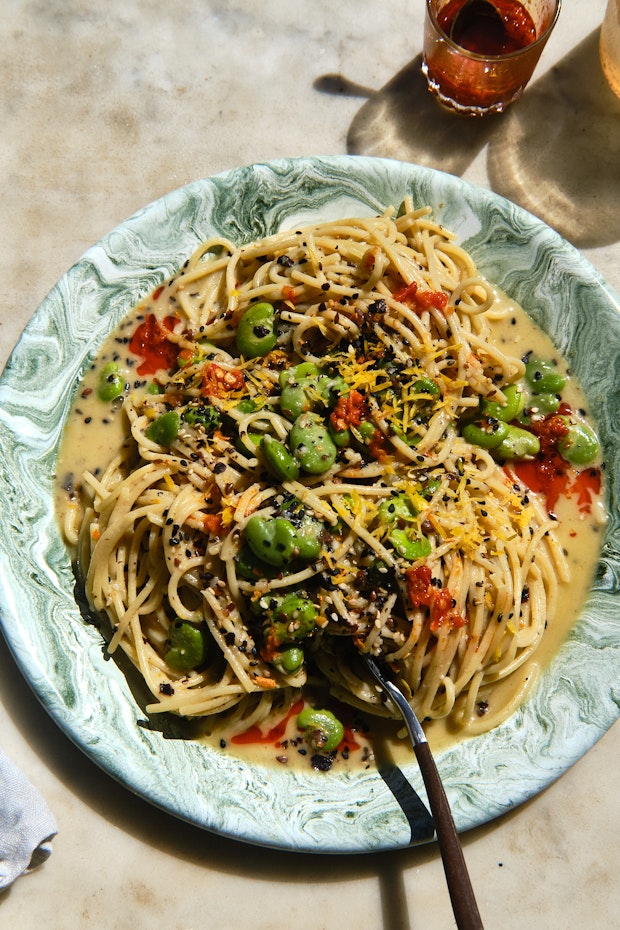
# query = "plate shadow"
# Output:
<box><xmin>322</xmin><ymin>28</ymin><xmax>620</xmax><ymax>249</ymax></box>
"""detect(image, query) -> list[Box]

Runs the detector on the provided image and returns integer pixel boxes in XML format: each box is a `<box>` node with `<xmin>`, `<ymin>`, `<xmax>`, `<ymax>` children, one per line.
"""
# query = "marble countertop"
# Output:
<box><xmin>1</xmin><ymin>1</ymin><xmax>619</xmax><ymax>927</ymax></box>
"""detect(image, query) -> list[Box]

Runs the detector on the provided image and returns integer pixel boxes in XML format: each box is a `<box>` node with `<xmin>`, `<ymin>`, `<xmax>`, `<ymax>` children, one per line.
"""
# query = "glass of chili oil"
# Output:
<box><xmin>422</xmin><ymin>0</ymin><xmax>561</xmax><ymax>115</ymax></box>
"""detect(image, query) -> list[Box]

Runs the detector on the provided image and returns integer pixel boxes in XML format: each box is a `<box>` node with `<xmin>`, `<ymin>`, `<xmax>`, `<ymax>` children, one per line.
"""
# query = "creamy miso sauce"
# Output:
<box><xmin>55</xmin><ymin>289</ymin><xmax>607</xmax><ymax>773</ymax></box>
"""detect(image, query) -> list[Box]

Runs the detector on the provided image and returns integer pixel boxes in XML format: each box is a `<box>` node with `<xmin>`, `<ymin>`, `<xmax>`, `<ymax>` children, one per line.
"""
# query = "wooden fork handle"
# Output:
<box><xmin>414</xmin><ymin>740</ymin><xmax>485</xmax><ymax>930</ymax></box>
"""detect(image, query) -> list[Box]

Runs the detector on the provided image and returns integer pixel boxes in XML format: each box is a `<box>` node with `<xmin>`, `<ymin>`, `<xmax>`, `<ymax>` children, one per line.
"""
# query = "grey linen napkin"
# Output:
<box><xmin>0</xmin><ymin>747</ymin><xmax>57</xmax><ymax>889</ymax></box>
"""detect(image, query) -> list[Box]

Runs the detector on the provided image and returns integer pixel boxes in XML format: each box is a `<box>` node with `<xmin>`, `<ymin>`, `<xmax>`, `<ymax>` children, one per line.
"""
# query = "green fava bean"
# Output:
<box><xmin>378</xmin><ymin>494</ymin><xmax>417</xmax><ymax>524</ymax></box>
<box><xmin>97</xmin><ymin>362</ymin><xmax>125</xmax><ymax>402</ymax></box>
<box><xmin>421</xmin><ymin>477</ymin><xmax>441</xmax><ymax>499</ymax></box>
<box><xmin>235</xmin><ymin>398</ymin><xmax>258</xmax><ymax>414</ymax></box>
<box><xmin>389</xmin><ymin>529</ymin><xmax>432</xmax><ymax>560</ymax></box>
<box><xmin>245</xmin><ymin>515</ymin><xmax>298</xmax><ymax>567</ymax></box>
<box><xmin>525</xmin><ymin>355</ymin><xmax>566</xmax><ymax>393</ymax></box>
<box><xmin>328</xmin><ymin>421</ymin><xmax>351</xmax><ymax>448</ymax></box>
<box><xmin>481</xmin><ymin>384</ymin><xmax>524</xmax><ymax>422</ymax></box>
<box><xmin>236</xmin><ymin>302</ymin><xmax>277</xmax><ymax>358</ymax></box>
<box><xmin>146</xmin><ymin>410</ymin><xmax>180</xmax><ymax>446</ymax></box>
<box><xmin>294</xmin><ymin>514</ymin><xmax>324</xmax><ymax>560</ymax></box>
<box><xmin>412</xmin><ymin>377</ymin><xmax>441</xmax><ymax>400</ymax></box>
<box><xmin>297</xmin><ymin>707</ymin><xmax>344</xmax><ymax>753</ymax></box>
<box><xmin>261</xmin><ymin>434</ymin><xmax>300</xmax><ymax>481</ymax></box>
<box><xmin>234</xmin><ymin>544</ymin><xmax>280</xmax><ymax>581</ymax></box>
<box><xmin>315</xmin><ymin>373</ymin><xmax>348</xmax><ymax>405</ymax></box>
<box><xmin>462</xmin><ymin>417</ymin><xmax>508</xmax><ymax>449</ymax></box>
<box><xmin>280</xmin><ymin>381</ymin><xmax>313</xmax><ymax>420</ymax></box>
<box><xmin>270</xmin><ymin>594</ymin><xmax>318</xmax><ymax>641</ymax></box>
<box><xmin>495</xmin><ymin>425</ymin><xmax>540</xmax><ymax>459</ymax></box>
<box><xmin>279</xmin><ymin>363</ymin><xmax>319</xmax><ymax>389</ymax></box>
<box><xmin>357</xmin><ymin>420</ymin><xmax>377</xmax><ymax>443</ymax></box>
<box><xmin>165</xmin><ymin>620</ymin><xmax>208</xmax><ymax>671</ymax></box>
<box><xmin>526</xmin><ymin>392</ymin><xmax>561</xmax><ymax>417</ymax></box>
<box><xmin>557</xmin><ymin>420</ymin><xmax>600</xmax><ymax>465</ymax></box>
<box><xmin>276</xmin><ymin>646</ymin><xmax>305</xmax><ymax>674</ymax></box>
<box><xmin>290</xmin><ymin>412</ymin><xmax>338</xmax><ymax>474</ymax></box>
<box><xmin>235</xmin><ymin>431</ymin><xmax>262</xmax><ymax>456</ymax></box>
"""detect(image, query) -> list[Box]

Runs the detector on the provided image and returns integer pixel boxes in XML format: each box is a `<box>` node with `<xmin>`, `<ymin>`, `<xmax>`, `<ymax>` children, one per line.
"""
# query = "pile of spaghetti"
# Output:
<box><xmin>71</xmin><ymin>199</ymin><xmax>566</xmax><ymax>741</ymax></box>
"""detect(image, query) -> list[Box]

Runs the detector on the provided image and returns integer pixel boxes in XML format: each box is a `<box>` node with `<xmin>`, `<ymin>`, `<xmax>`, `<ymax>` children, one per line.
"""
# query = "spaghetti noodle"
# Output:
<box><xmin>61</xmin><ymin>199</ymin><xmax>595</xmax><ymax>750</ymax></box>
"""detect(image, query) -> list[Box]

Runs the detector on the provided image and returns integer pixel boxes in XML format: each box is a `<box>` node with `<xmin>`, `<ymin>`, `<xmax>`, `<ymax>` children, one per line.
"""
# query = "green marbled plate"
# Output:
<box><xmin>1</xmin><ymin>156</ymin><xmax>619</xmax><ymax>853</ymax></box>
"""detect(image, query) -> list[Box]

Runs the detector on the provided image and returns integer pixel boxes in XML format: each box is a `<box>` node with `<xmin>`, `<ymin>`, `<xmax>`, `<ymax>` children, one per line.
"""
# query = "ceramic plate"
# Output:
<box><xmin>1</xmin><ymin>156</ymin><xmax>619</xmax><ymax>854</ymax></box>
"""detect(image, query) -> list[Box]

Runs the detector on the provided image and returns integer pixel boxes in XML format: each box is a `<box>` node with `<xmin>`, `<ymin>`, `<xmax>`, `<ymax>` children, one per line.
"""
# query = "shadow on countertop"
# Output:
<box><xmin>316</xmin><ymin>28</ymin><xmax>620</xmax><ymax>250</ymax></box>
<box><xmin>0</xmin><ymin>631</ymin><xmax>501</xmax><ymax>928</ymax></box>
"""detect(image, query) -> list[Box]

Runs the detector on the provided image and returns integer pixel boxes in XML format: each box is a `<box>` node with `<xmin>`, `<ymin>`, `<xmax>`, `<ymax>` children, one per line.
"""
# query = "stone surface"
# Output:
<box><xmin>1</xmin><ymin>2</ymin><xmax>618</xmax><ymax>927</ymax></box>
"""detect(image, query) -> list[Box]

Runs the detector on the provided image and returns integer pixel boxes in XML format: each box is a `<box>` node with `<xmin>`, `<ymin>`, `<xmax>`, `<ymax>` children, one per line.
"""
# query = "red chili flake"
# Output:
<box><xmin>363</xmin><ymin>248</ymin><xmax>377</xmax><ymax>269</ymax></box>
<box><xmin>201</xmin><ymin>363</ymin><xmax>245</xmax><ymax>398</ymax></box>
<box><xmin>231</xmin><ymin>699</ymin><xmax>304</xmax><ymax>745</ymax></box>
<box><xmin>152</xmin><ymin>285</ymin><xmax>164</xmax><ymax>301</ymax></box>
<box><xmin>393</xmin><ymin>281</ymin><xmax>448</xmax><ymax>313</ymax></box>
<box><xmin>128</xmin><ymin>313</ymin><xmax>178</xmax><ymax>375</ymax></box>
<box><xmin>282</xmin><ymin>285</ymin><xmax>297</xmax><ymax>303</ymax></box>
<box><xmin>415</xmin><ymin>289</ymin><xmax>449</xmax><ymax>311</ymax></box>
<box><xmin>511</xmin><ymin>408</ymin><xmax>601</xmax><ymax>515</ymax></box>
<box><xmin>368</xmin><ymin>429</ymin><xmax>389</xmax><ymax>461</ymax></box>
<box><xmin>338</xmin><ymin>726</ymin><xmax>361</xmax><ymax>753</ymax></box>
<box><xmin>404</xmin><ymin>565</ymin><xmax>466</xmax><ymax>632</ymax></box>
<box><xmin>405</xmin><ymin>564</ymin><xmax>432</xmax><ymax>606</ymax></box>
<box><xmin>330</xmin><ymin>389</ymin><xmax>368</xmax><ymax>431</ymax></box>
<box><xmin>393</xmin><ymin>282</ymin><xmax>419</xmax><ymax>304</ymax></box>
<box><xmin>202</xmin><ymin>513</ymin><xmax>223</xmax><ymax>536</ymax></box>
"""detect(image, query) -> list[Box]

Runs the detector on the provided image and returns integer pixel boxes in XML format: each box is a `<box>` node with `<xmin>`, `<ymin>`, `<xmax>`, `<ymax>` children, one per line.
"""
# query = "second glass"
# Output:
<box><xmin>422</xmin><ymin>0</ymin><xmax>562</xmax><ymax>116</ymax></box>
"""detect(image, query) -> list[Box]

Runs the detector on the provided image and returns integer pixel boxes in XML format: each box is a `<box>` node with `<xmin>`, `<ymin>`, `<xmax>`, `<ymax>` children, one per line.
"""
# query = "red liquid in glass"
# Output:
<box><xmin>439</xmin><ymin>0</ymin><xmax>536</xmax><ymax>55</ymax></box>
<box><xmin>424</xmin><ymin>0</ymin><xmax>546</xmax><ymax>112</ymax></box>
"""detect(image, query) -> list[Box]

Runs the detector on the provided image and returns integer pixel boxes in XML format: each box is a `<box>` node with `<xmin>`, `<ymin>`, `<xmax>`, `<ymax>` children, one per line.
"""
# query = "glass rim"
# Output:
<box><xmin>425</xmin><ymin>0</ymin><xmax>562</xmax><ymax>62</ymax></box>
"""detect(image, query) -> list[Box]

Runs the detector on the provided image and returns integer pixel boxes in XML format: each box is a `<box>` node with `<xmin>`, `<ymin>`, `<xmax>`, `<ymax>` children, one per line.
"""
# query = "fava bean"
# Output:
<box><xmin>389</xmin><ymin>530</ymin><xmax>431</xmax><ymax>560</ymax></box>
<box><xmin>462</xmin><ymin>417</ymin><xmax>508</xmax><ymax>449</ymax></box>
<box><xmin>412</xmin><ymin>377</ymin><xmax>441</xmax><ymax>400</ymax></box>
<box><xmin>182</xmin><ymin>402</ymin><xmax>221</xmax><ymax>431</ymax></box>
<box><xmin>268</xmin><ymin>593</ymin><xmax>318</xmax><ymax>642</ymax></box>
<box><xmin>356</xmin><ymin>420</ymin><xmax>377</xmax><ymax>444</ymax></box>
<box><xmin>421</xmin><ymin>477</ymin><xmax>441</xmax><ymax>499</ymax></box>
<box><xmin>481</xmin><ymin>384</ymin><xmax>523</xmax><ymax>422</ymax></box>
<box><xmin>293</xmin><ymin>514</ymin><xmax>324</xmax><ymax>560</ymax></box>
<box><xmin>165</xmin><ymin>620</ymin><xmax>208</xmax><ymax>671</ymax></box>
<box><xmin>97</xmin><ymin>362</ymin><xmax>125</xmax><ymax>402</ymax></box>
<box><xmin>280</xmin><ymin>381</ymin><xmax>312</xmax><ymax>420</ymax></box>
<box><xmin>524</xmin><ymin>392</ymin><xmax>561</xmax><ymax>417</ymax></box>
<box><xmin>245</xmin><ymin>515</ymin><xmax>299</xmax><ymax>567</ymax></box>
<box><xmin>378</xmin><ymin>494</ymin><xmax>418</xmax><ymax>524</ymax></box>
<box><xmin>495</xmin><ymin>424</ymin><xmax>540</xmax><ymax>459</ymax></box>
<box><xmin>236</xmin><ymin>302</ymin><xmax>277</xmax><ymax>358</ymax></box>
<box><xmin>235</xmin><ymin>431</ymin><xmax>262</xmax><ymax>456</ymax></box>
<box><xmin>525</xmin><ymin>355</ymin><xmax>566</xmax><ymax>394</ymax></box>
<box><xmin>145</xmin><ymin>410</ymin><xmax>180</xmax><ymax>446</ymax></box>
<box><xmin>234</xmin><ymin>544</ymin><xmax>279</xmax><ymax>581</ymax></box>
<box><xmin>235</xmin><ymin>398</ymin><xmax>258</xmax><ymax>414</ymax></box>
<box><xmin>328</xmin><ymin>422</ymin><xmax>351</xmax><ymax>448</ymax></box>
<box><xmin>280</xmin><ymin>369</ymin><xmax>347</xmax><ymax>420</ymax></box>
<box><xmin>557</xmin><ymin>419</ymin><xmax>600</xmax><ymax>464</ymax></box>
<box><xmin>245</xmin><ymin>515</ymin><xmax>322</xmax><ymax>567</ymax></box>
<box><xmin>276</xmin><ymin>645</ymin><xmax>305</xmax><ymax>674</ymax></box>
<box><xmin>261</xmin><ymin>434</ymin><xmax>300</xmax><ymax>481</ymax></box>
<box><xmin>289</xmin><ymin>412</ymin><xmax>338</xmax><ymax>474</ymax></box>
<box><xmin>297</xmin><ymin>707</ymin><xmax>344</xmax><ymax>753</ymax></box>
<box><xmin>279</xmin><ymin>363</ymin><xmax>319</xmax><ymax>388</ymax></box>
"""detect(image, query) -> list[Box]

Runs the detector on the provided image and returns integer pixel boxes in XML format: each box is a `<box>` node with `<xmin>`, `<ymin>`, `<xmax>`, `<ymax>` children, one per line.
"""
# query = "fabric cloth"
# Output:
<box><xmin>0</xmin><ymin>746</ymin><xmax>57</xmax><ymax>890</ymax></box>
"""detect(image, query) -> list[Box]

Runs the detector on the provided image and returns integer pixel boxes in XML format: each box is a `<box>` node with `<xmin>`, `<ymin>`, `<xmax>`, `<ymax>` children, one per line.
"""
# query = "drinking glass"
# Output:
<box><xmin>600</xmin><ymin>0</ymin><xmax>620</xmax><ymax>98</ymax></box>
<box><xmin>422</xmin><ymin>0</ymin><xmax>562</xmax><ymax>116</ymax></box>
